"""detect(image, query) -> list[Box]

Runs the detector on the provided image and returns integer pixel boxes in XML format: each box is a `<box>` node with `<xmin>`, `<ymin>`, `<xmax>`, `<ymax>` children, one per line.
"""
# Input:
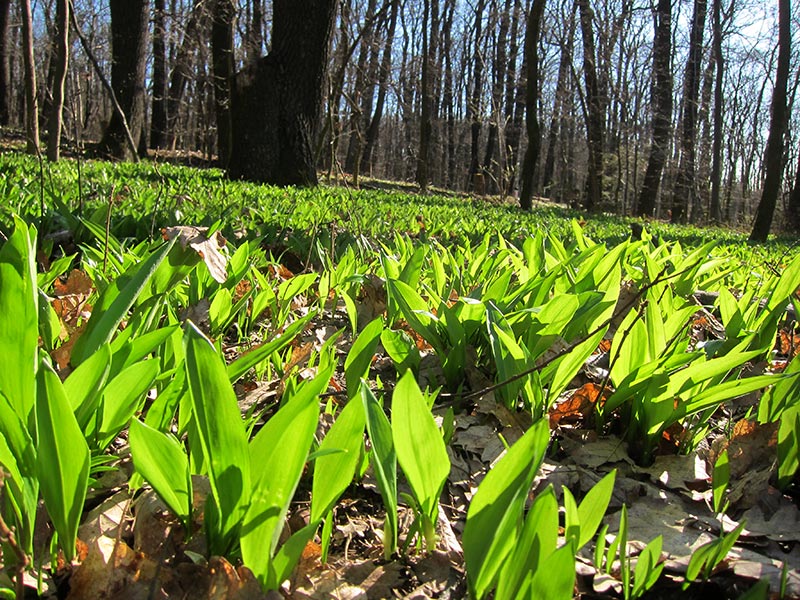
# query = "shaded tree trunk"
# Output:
<box><xmin>344</xmin><ymin>0</ymin><xmax>377</xmax><ymax>177</ymax></box>
<box><xmin>750</xmin><ymin>0</ymin><xmax>790</xmax><ymax>242</ymax></box>
<box><xmin>577</xmin><ymin>0</ymin><xmax>603</xmax><ymax>211</ymax></box>
<box><xmin>467</xmin><ymin>0</ymin><xmax>486</xmax><ymax>189</ymax></box>
<box><xmin>788</xmin><ymin>148</ymin><xmax>800</xmax><ymax>234</ymax></box>
<box><xmin>519</xmin><ymin>0</ymin><xmax>545</xmax><ymax>210</ymax></box>
<box><xmin>47</xmin><ymin>0</ymin><xmax>69</xmax><ymax>161</ymax></box>
<box><xmin>0</xmin><ymin>0</ymin><xmax>9</xmax><ymax>125</ymax></box>
<box><xmin>635</xmin><ymin>0</ymin><xmax>672</xmax><ymax>217</ymax></box>
<box><xmin>671</xmin><ymin>0</ymin><xmax>707</xmax><ymax>223</ymax></box>
<box><xmin>708</xmin><ymin>0</ymin><xmax>726</xmax><ymax>223</ymax></box>
<box><xmin>21</xmin><ymin>0</ymin><xmax>38</xmax><ymax>154</ymax></box>
<box><xmin>150</xmin><ymin>0</ymin><xmax>168</xmax><ymax>149</ymax></box>
<box><xmin>416</xmin><ymin>0</ymin><xmax>438</xmax><ymax>192</ymax></box>
<box><xmin>484</xmin><ymin>0</ymin><xmax>511</xmax><ymax>194</ymax></box>
<box><xmin>97</xmin><ymin>0</ymin><xmax>149</xmax><ymax>160</ymax></box>
<box><xmin>229</xmin><ymin>0</ymin><xmax>337</xmax><ymax>186</ymax></box>
<box><xmin>503</xmin><ymin>0</ymin><xmax>523</xmax><ymax>195</ymax></box>
<box><xmin>210</xmin><ymin>0</ymin><xmax>234</xmax><ymax>168</ymax></box>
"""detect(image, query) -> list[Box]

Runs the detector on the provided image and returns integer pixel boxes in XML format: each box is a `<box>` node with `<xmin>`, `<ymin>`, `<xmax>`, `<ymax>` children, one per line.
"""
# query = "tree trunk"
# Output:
<box><xmin>518</xmin><ymin>0</ymin><xmax>546</xmax><ymax>210</ymax></box>
<box><xmin>708</xmin><ymin>0</ymin><xmax>726</xmax><ymax>223</ymax></box>
<box><xmin>467</xmin><ymin>0</ymin><xmax>486</xmax><ymax>188</ymax></box>
<box><xmin>150</xmin><ymin>0</ymin><xmax>168</xmax><ymax>149</ymax></box>
<box><xmin>229</xmin><ymin>0</ymin><xmax>337</xmax><ymax>186</ymax></box>
<box><xmin>362</xmin><ymin>0</ymin><xmax>399</xmax><ymax>176</ymax></box>
<box><xmin>635</xmin><ymin>0</ymin><xmax>672</xmax><ymax>217</ymax></box>
<box><xmin>749</xmin><ymin>0</ymin><xmax>790</xmax><ymax>242</ymax></box>
<box><xmin>671</xmin><ymin>0</ymin><xmax>707</xmax><ymax>223</ymax></box>
<box><xmin>577</xmin><ymin>0</ymin><xmax>604</xmax><ymax>211</ymax></box>
<box><xmin>47</xmin><ymin>0</ymin><xmax>69</xmax><ymax>161</ymax></box>
<box><xmin>787</xmin><ymin>149</ymin><xmax>800</xmax><ymax>234</ymax></box>
<box><xmin>503</xmin><ymin>0</ymin><xmax>523</xmax><ymax>195</ymax></box>
<box><xmin>483</xmin><ymin>0</ymin><xmax>511</xmax><ymax>195</ymax></box>
<box><xmin>0</xmin><ymin>0</ymin><xmax>10</xmax><ymax>126</ymax></box>
<box><xmin>97</xmin><ymin>0</ymin><xmax>149</xmax><ymax>160</ymax></box>
<box><xmin>21</xmin><ymin>0</ymin><xmax>39</xmax><ymax>154</ymax></box>
<box><xmin>210</xmin><ymin>0</ymin><xmax>234</xmax><ymax>168</ymax></box>
<box><xmin>416</xmin><ymin>0</ymin><xmax>438</xmax><ymax>192</ymax></box>
<box><xmin>344</xmin><ymin>0</ymin><xmax>377</xmax><ymax>176</ymax></box>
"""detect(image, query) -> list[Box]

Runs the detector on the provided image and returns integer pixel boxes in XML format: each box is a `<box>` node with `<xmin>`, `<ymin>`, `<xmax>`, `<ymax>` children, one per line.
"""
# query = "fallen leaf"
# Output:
<box><xmin>163</xmin><ymin>225</ymin><xmax>228</xmax><ymax>283</ymax></box>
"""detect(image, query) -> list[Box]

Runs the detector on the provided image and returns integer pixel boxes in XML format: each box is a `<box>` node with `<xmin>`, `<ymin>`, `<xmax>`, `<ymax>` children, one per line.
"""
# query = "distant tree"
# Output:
<box><xmin>635</xmin><ymin>0</ymin><xmax>672</xmax><ymax>217</ymax></box>
<box><xmin>228</xmin><ymin>0</ymin><xmax>337</xmax><ymax>185</ymax></box>
<box><xmin>750</xmin><ymin>0</ymin><xmax>790</xmax><ymax>242</ymax></box>
<box><xmin>416</xmin><ymin>0</ymin><xmax>438</xmax><ymax>192</ymax></box>
<box><xmin>467</xmin><ymin>0</ymin><xmax>486</xmax><ymax>190</ymax></box>
<box><xmin>149</xmin><ymin>0</ymin><xmax>168</xmax><ymax>149</ymax></box>
<box><xmin>97</xmin><ymin>0</ymin><xmax>149</xmax><ymax>160</ymax></box>
<box><xmin>47</xmin><ymin>0</ymin><xmax>69</xmax><ymax>161</ymax></box>
<box><xmin>672</xmin><ymin>0</ymin><xmax>707</xmax><ymax>223</ymax></box>
<box><xmin>0</xmin><ymin>0</ymin><xmax>9</xmax><ymax>125</ymax></box>
<box><xmin>577</xmin><ymin>0</ymin><xmax>604</xmax><ymax>211</ymax></box>
<box><xmin>788</xmin><ymin>150</ymin><xmax>800</xmax><ymax>234</ymax></box>
<box><xmin>21</xmin><ymin>0</ymin><xmax>38</xmax><ymax>154</ymax></box>
<box><xmin>210</xmin><ymin>0</ymin><xmax>234</xmax><ymax>168</ymax></box>
<box><xmin>708</xmin><ymin>0</ymin><xmax>727</xmax><ymax>223</ymax></box>
<box><xmin>518</xmin><ymin>0</ymin><xmax>546</xmax><ymax>210</ymax></box>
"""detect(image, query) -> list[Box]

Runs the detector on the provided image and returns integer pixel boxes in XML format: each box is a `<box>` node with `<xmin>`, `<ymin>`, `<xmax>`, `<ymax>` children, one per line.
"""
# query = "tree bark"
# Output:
<box><xmin>21</xmin><ymin>0</ymin><xmax>39</xmax><ymax>154</ymax></box>
<box><xmin>97</xmin><ymin>0</ymin><xmax>149</xmax><ymax>161</ymax></box>
<box><xmin>344</xmin><ymin>0</ymin><xmax>377</xmax><ymax>177</ymax></box>
<box><xmin>749</xmin><ymin>0</ymin><xmax>790</xmax><ymax>242</ymax></box>
<box><xmin>210</xmin><ymin>0</ymin><xmax>234</xmax><ymax>168</ymax></box>
<box><xmin>577</xmin><ymin>0</ymin><xmax>604</xmax><ymax>211</ymax></box>
<box><xmin>671</xmin><ymin>0</ymin><xmax>707</xmax><ymax>223</ymax></box>
<box><xmin>416</xmin><ymin>0</ymin><xmax>438</xmax><ymax>192</ymax></box>
<box><xmin>150</xmin><ymin>0</ymin><xmax>168</xmax><ymax>149</ymax></box>
<box><xmin>518</xmin><ymin>0</ymin><xmax>546</xmax><ymax>210</ymax></box>
<box><xmin>708</xmin><ymin>0</ymin><xmax>726</xmax><ymax>223</ymax></box>
<box><xmin>787</xmin><ymin>149</ymin><xmax>800</xmax><ymax>234</ymax></box>
<box><xmin>47</xmin><ymin>0</ymin><xmax>69</xmax><ymax>161</ymax></box>
<box><xmin>229</xmin><ymin>0</ymin><xmax>337</xmax><ymax>186</ymax></box>
<box><xmin>0</xmin><ymin>0</ymin><xmax>10</xmax><ymax>125</ymax></box>
<box><xmin>635</xmin><ymin>0</ymin><xmax>672</xmax><ymax>217</ymax></box>
<box><xmin>467</xmin><ymin>0</ymin><xmax>486</xmax><ymax>189</ymax></box>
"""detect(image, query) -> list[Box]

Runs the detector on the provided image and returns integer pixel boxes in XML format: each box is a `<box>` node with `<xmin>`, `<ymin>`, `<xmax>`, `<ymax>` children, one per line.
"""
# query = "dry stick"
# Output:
<box><xmin>68</xmin><ymin>0</ymin><xmax>139</xmax><ymax>162</ymax></box>
<box><xmin>0</xmin><ymin>472</ymin><xmax>30</xmax><ymax>600</ymax></box>
<box><xmin>103</xmin><ymin>185</ymin><xmax>115</xmax><ymax>275</ymax></box>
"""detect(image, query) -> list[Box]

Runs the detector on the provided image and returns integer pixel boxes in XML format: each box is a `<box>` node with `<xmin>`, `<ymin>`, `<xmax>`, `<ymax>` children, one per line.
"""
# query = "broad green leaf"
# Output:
<box><xmin>0</xmin><ymin>216</ymin><xmax>38</xmax><ymax>420</ymax></box>
<box><xmin>344</xmin><ymin>318</ymin><xmax>383</xmax><ymax>399</ymax></box>
<box><xmin>64</xmin><ymin>343</ymin><xmax>112</xmax><ymax>430</ymax></box>
<box><xmin>576</xmin><ymin>470</ymin><xmax>616</xmax><ymax>550</ymax></box>
<box><xmin>463</xmin><ymin>419</ymin><xmax>550</xmax><ymax>599</ymax></box>
<box><xmin>96</xmin><ymin>359</ymin><xmax>160</xmax><ymax>450</ymax></box>
<box><xmin>36</xmin><ymin>358</ymin><xmax>90</xmax><ymax>562</ymax></box>
<box><xmin>361</xmin><ymin>385</ymin><xmax>398</xmax><ymax>559</ymax></box>
<box><xmin>311</xmin><ymin>397</ymin><xmax>367</xmax><ymax>522</ymax></box>
<box><xmin>712</xmin><ymin>450</ymin><xmax>729</xmax><ymax>513</ymax></box>
<box><xmin>778</xmin><ymin>406</ymin><xmax>800</xmax><ymax>489</ymax></box>
<box><xmin>72</xmin><ymin>238</ymin><xmax>176</xmax><ymax>364</ymax></box>
<box><xmin>526</xmin><ymin>540</ymin><xmax>576</xmax><ymax>600</ymax></box>
<box><xmin>129</xmin><ymin>419</ymin><xmax>192</xmax><ymax>528</ymax></box>
<box><xmin>767</xmin><ymin>252</ymin><xmax>800</xmax><ymax>312</ymax></box>
<box><xmin>267</xmin><ymin>522</ymin><xmax>318</xmax><ymax>590</ymax></box>
<box><xmin>227</xmin><ymin>314</ymin><xmax>312</xmax><ymax>383</ymax></box>
<box><xmin>184</xmin><ymin>321</ymin><xmax>251</xmax><ymax>555</ymax></box>
<box><xmin>241</xmin><ymin>366</ymin><xmax>329</xmax><ymax>585</ymax></box>
<box><xmin>391</xmin><ymin>372</ymin><xmax>449</xmax><ymax>521</ymax></box>
<box><xmin>632</xmin><ymin>535</ymin><xmax>664</xmax><ymax>598</ymax></box>
<box><xmin>380</xmin><ymin>328</ymin><xmax>420</xmax><ymax>376</ymax></box>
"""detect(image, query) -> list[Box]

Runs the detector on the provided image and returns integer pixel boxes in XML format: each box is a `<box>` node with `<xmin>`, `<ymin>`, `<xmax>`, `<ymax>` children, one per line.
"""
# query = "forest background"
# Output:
<box><xmin>0</xmin><ymin>0</ymin><xmax>798</xmax><ymax>241</ymax></box>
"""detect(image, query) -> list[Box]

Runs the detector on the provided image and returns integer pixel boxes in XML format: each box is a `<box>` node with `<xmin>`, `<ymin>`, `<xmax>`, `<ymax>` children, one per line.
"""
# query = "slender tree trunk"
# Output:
<box><xmin>98</xmin><ymin>0</ymin><xmax>149</xmax><ymax>160</ymax></box>
<box><xmin>211</xmin><ymin>0</ymin><xmax>234</xmax><ymax>168</ymax></box>
<box><xmin>671</xmin><ymin>0</ymin><xmax>707</xmax><ymax>223</ymax></box>
<box><xmin>229</xmin><ymin>0</ymin><xmax>337</xmax><ymax>185</ymax></box>
<box><xmin>21</xmin><ymin>0</ymin><xmax>39</xmax><ymax>154</ymax></box>
<box><xmin>344</xmin><ymin>0</ymin><xmax>377</xmax><ymax>176</ymax></box>
<box><xmin>708</xmin><ymin>0</ymin><xmax>726</xmax><ymax>223</ymax></box>
<box><xmin>635</xmin><ymin>0</ymin><xmax>672</xmax><ymax>217</ymax></box>
<box><xmin>503</xmin><ymin>0</ymin><xmax>523</xmax><ymax>195</ymax></box>
<box><xmin>467</xmin><ymin>0</ymin><xmax>486</xmax><ymax>189</ymax></box>
<box><xmin>750</xmin><ymin>0</ymin><xmax>790</xmax><ymax>242</ymax></box>
<box><xmin>150</xmin><ymin>0</ymin><xmax>168</xmax><ymax>149</ymax></box>
<box><xmin>0</xmin><ymin>0</ymin><xmax>10</xmax><ymax>125</ymax></box>
<box><xmin>362</xmin><ymin>0</ymin><xmax>399</xmax><ymax>175</ymax></box>
<box><xmin>577</xmin><ymin>0</ymin><xmax>603</xmax><ymax>211</ymax></box>
<box><xmin>788</xmin><ymin>149</ymin><xmax>800</xmax><ymax>234</ymax></box>
<box><xmin>417</xmin><ymin>0</ymin><xmax>438</xmax><ymax>192</ymax></box>
<box><xmin>483</xmin><ymin>0</ymin><xmax>511</xmax><ymax>194</ymax></box>
<box><xmin>519</xmin><ymin>0</ymin><xmax>546</xmax><ymax>210</ymax></box>
<box><xmin>46</xmin><ymin>0</ymin><xmax>69</xmax><ymax>161</ymax></box>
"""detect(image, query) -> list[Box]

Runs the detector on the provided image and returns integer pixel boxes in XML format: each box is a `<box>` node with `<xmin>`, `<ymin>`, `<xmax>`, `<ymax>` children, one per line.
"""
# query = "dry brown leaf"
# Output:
<box><xmin>163</xmin><ymin>225</ymin><xmax>228</xmax><ymax>283</ymax></box>
<box><xmin>549</xmin><ymin>382</ymin><xmax>609</xmax><ymax>428</ymax></box>
<box><xmin>53</xmin><ymin>269</ymin><xmax>94</xmax><ymax>297</ymax></box>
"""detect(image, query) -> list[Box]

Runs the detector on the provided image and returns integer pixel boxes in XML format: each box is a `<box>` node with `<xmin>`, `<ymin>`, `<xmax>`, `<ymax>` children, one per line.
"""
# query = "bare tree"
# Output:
<box><xmin>519</xmin><ymin>0</ymin><xmax>546</xmax><ymax>210</ymax></box>
<box><xmin>0</xmin><ymin>0</ymin><xmax>9</xmax><ymax>125</ymax></box>
<box><xmin>21</xmin><ymin>0</ymin><xmax>39</xmax><ymax>153</ymax></box>
<box><xmin>750</xmin><ymin>0</ymin><xmax>790</xmax><ymax>242</ymax></box>
<box><xmin>577</xmin><ymin>0</ymin><xmax>603</xmax><ymax>211</ymax></box>
<box><xmin>47</xmin><ymin>0</ymin><xmax>69</xmax><ymax>161</ymax></box>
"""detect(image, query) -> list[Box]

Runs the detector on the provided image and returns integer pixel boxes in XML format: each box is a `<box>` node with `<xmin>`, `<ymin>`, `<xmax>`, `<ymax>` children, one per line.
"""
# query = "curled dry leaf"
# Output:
<box><xmin>162</xmin><ymin>225</ymin><xmax>228</xmax><ymax>283</ymax></box>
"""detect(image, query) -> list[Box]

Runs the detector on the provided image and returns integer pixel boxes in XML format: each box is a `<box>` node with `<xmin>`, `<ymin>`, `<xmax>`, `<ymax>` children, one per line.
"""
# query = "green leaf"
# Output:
<box><xmin>96</xmin><ymin>359</ymin><xmax>160</xmax><ymax>450</ymax></box>
<box><xmin>184</xmin><ymin>321</ymin><xmax>251</xmax><ymax>555</ymax></box>
<box><xmin>64</xmin><ymin>343</ymin><xmax>112</xmax><ymax>430</ymax></box>
<box><xmin>311</xmin><ymin>398</ymin><xmax>366</xmax><ymax>522</ymax></box>
<box><xmin>632</xmin><ymin>535</ymin><xmax>663</xmax><ymax>598</ymax></box>
<box><xmin>0</xmin><ymin>216</ymin><xmax>38</xmax><ymax>420</ymax></box>
<box><xmin>391</xmin><ymin>372</ymin><xmax>449</xmax><ymax>523</ymax></box>
<box><xmin>527</xmin><ymin>540</ymin><xmax>576</xmax><ymax>600</ymax></box>
<box><xmin>72</xmin><ymin>238</ymin><xmax>176</xmax><ymax>364</ymax></box>
<box><xmin>577</xmin><ymin>470</ymin><xmax>617</xmax><ymax>550</ymax></box>
<box><xmin>463</xmin><ymin>419</ymin><xmax>550</xmax><ymax>599</ymax></box>
<box><xmin>380</xmin><ymin>328</ymin><xmax>420</xmax><ymax>376</ymax></box>
<box><xmin>344</xmin><ymin>318</ymin><xmax>383</xmax><ymax>399</ymax></box>
<box><xmin>227</xmin><ymin>315</ymin><xmax>312</xmax><ymax>383</ymax></box>
<box><xmin>36</xmin><ymin>358</ymin><xmax>90</xmax><ymax>562</ymax></box>
<box><xmin>712</xmin><ymin>450</ymin><xmax>730</xmax><ymax>514</ymax></box>
<box><xmin>129</xmin><ymin>419</ymin><xmax>192</xmax><ymax>528</ymax></box>
<box><xmin>361</xmin><ymin>385</ymin><xmax>398</xmax><ymax>559</ymax></box>
<box><xmin>267</xmin><ymin>522</ymin><xmax>318</xmax><ymax>590</ymax></box>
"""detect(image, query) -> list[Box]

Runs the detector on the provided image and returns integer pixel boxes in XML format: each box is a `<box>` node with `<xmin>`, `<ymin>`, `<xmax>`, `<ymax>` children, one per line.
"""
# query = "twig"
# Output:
<box><xmin>0</xmin><ymin>472</ymin><xmax>30</xmax><ymax>600</ymax></box>
<box><xmin>103</xmin><ymin>185</ymin><xmax>115</xmax><ymax>275</ymax></box>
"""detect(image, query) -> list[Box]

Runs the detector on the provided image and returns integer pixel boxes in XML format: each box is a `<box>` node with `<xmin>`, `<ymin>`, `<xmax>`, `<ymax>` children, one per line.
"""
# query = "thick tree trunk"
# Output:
<box><xmin>211</xmin><ymin>0</ymin><xmax>234</xmax><ymax>168</ymax></box>
<box><xmin>21</xmin><ymin>0</ymin><xmax>38</xmax><ymax>154</ymax></box>
<box><xmin>47</xmin><ymin>0</ymin><xmax>69</xmax><ymax>161</ymax></box>
<box><xmin>749</xmin><ymin>0</ymin><xmax>790</xmax><ymax>242</ymax></box>
<box><xmin>518</xmin><ymin>0</ymin><xmax>546</xmax><ymax>210</ymax></box>
<box><xmin>416</xmin><ymin>0</ymin><xmax>438</xmax><ymax>192</ymax></box>
<box><xmin>635</xmin><ymin>0</ymin><xmax>672</xmax><ymax>217</ymax></box>
<box><xmin>97</xmin><ymin>0</ymin><xmax>149</xmax><ymax>161</ymax></box>
<box><xmin>578</xmin><ymin>0</ymin><xmax>604</xmax><ymax>211</ymax></box>
<box><xmin>229</xmin><ymin>0</ymin><xmax>337</xmax><ymax>186</ymax></box>
<box><xmin>150</xmin><ymin>0</ymin><xmax>168</xmax><ymax>149</ymax></box>
<box><xmin>671</xmin><ymin>0</ymin><xmax>707</xmax><ymax>223</ymax></box>
<box><xmin>0</xmin><ymin>0</ymin><xmax>9</xmax><ymax>125</ymax></box>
